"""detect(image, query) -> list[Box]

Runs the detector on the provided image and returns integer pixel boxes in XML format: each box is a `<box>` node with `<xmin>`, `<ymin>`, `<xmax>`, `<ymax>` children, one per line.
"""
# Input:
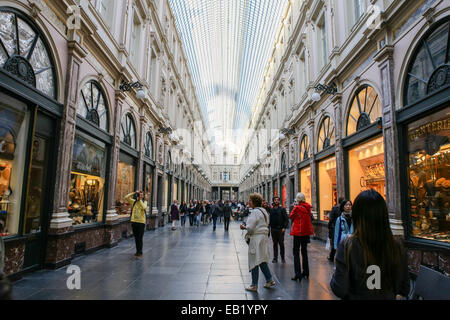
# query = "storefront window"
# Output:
<box><xmin>348</xmin><ymin>136</ymin><xmax>386</xmax><ymax>201</ymax></box>
<box><xmin>318</xmin><ymin>157</ymin><xmax>337</xmax><ymax>221</ymax></box>
<box><xmin>404</xmin><ymin>20</ymin><xmax>449</xmax><ymax>106</ymax></box>
<box><xmin>144</xmin><ymin>164</ymin><xmax>153</xmax><ymax>209</ymax></box>
<box><xmin>407</xmin><ymin>107</ymin><xmax>450</xmax><ymax>243</ymax></box>
<box><xmin>318</xmin><ymin>116</ymin><xmax>335</xmax><ymax>152</ymax></box>
<box><xmin>0</xmin><ymin>99</ymin><xmax>29</xmax><ymax>237</ymax></box>
<box><xmin>299</xmin><ymin>135</ymin><xmax>310</xmax><ymax>161</ymax></box>
<box><xmin>281</xmin><ymin>176</ymin><xmax>287</xmax><ymax>208</ymax></box>
<box><xmin>120</xmin><ymin>113</ymin><xmax>136</xmax><ymax>149</ymax></box>
<box><xmin>69</xmin><ymin>135</ymin><xmax>106</xmax><ymax>225</ymax></box>
<box><xmin>77</xmin><ymin>81</ymin><xmax>109</xmax><ymax>132</ymax></box>
<box><xmin>346</xmin><ymin>85</ymin><xmax>382</xmax><ymax>136</ymax></box>
<box><xmin>23</xmin><ymin>136</ymin><xmax>48</xmax><ymax>234</ymax></box>
<box><xmin>300</xmin><ymin>166</ymin><xmax>312</xmax><ymax>205</ymax></box>
<box><xmin>0</xmin><ymin>9</ymin><xmax>56</xmax><ymax>98</ymax></box>
<box><xmin>116</xmin><ymin>155</ymin><xmax>136</xmax><ymax>218</ymax></box>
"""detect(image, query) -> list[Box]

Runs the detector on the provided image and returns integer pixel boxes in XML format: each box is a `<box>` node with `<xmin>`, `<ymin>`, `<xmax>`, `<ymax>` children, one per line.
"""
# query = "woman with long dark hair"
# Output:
<box><xmin>330</xmin><ymin>189</ymin><xmax>410</xmax><ymax>299</ymax></box>
<box><xmin>333</xmin><ymin>199</ymin><xmax>353</xmax><ymax>250</ymax></box>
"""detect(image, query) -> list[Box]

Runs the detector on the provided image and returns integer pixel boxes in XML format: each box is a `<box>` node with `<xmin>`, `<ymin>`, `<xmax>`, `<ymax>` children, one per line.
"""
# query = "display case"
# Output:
<box><xmin>407</xmin><ymin>107</ymin><xmax>450</xmax><ymax>243</ymax></box>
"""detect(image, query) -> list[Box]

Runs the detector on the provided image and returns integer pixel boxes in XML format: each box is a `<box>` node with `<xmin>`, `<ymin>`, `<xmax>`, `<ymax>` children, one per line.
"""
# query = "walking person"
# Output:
<box><xmin>211</xmin><ymin>201</ymin><xmax>219</xmax><ymax>231</ymax></box>
<box><xmin>170</xmin><ymin>200</ymin><xmax>180</xmax><ymax>230</ymax></box>
<box><xmin>218</xmin><ymin>200</ymin><xmax>224</xmax><ymax>224</ymax></box>
<box><xmin>188</xmin><ymin>201</ymin><xmax>195</xmax><ymax>226</ymax></box>
<box><xmin>241</xmin><ymin>193</ymin><xmax>276</xmax><ymax>292</ymax></box>
<box><xmin>328</xmin><ymin>197</ymin><xmax>345</xmax><ymax>261</ymax></box>
<box><xmin>179</xmin><ymin>201</ymin><xmax>187</xmax><ymax>227</ymax></box>
<box><xmin>223</xmin><ymin>201</ymin><xmax>232</xmax><ymax>231</ymax></box>
<box><xmin>334</xmin><ymin>199</ymin><xmax>354</xmax><ymax>251</ymax></box>
<box><xmin>201</xmin><ymin>201</ymin><xmax>208</xmax><ymax>225</ymax></box>
<box><xmin>195</xmin><ymin>200</ymin><xmax>202</xmax><ymax>227</ymax></box>
<box><xmin>330</xmin><ymin>189</ymin><xmax>410</xmax><ymax>299</ymax></box>
<box><xmin>125</xmin><ymin>191</ymin><xmax>147</xmax><ymax>259</ymax></box>
<box><xmin>289</xmin><ymin>193</ymin><xmax>314</xmax><ymax>282</ymax></box>
<box><xmin>269</xmin><ymin>196</ymin><xmax>289</xmax><ymax>263</ymax></box>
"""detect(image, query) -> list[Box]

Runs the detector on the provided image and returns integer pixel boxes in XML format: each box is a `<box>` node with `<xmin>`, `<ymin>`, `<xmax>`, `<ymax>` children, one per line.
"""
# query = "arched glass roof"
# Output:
<box><xmin>169</xmin><ymin>0</ymin><xmax>288</xmax><ymax>150</ymax></box>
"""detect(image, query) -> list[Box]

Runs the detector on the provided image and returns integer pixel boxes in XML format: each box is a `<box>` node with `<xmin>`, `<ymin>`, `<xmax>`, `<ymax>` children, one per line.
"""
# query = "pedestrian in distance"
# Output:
<box><xmin>270</xmin><ymin>196</ymin><xmax>289</xmax><ymax>263</ymax></box>
<box><xmin>218</xmin><ymin>200</ymin><xmax>224</xmax><ymax>224</ymax></box>
<box><xmin>223</xmin><ymin>200</ymin><xmax>232</xmax><ymax>231</ymax></box>
<box><xmin>170</xmin><ymin>200</ymin><xmax>180</xmax><ymax>230</ymax></box>
<box><xmin>179</xmin><ymin>201</ymin><xmax>187</xmax><ymax>227</ymax></box>
<box><xmin>330</xmin><ymin>189</ymin><xmax>410</xmax><ymax>300</ymax></box>
<box><xmin>125</xmin><ymin>191</ymin><xmax>147</xmax><ymax>259</ymax></box>
<box><xmin>334</xmin><ymin>199</ymin><xmax>354</xmax><ymax>251</ymax></box>
<box><xmin>211</xmin><ymin>201</ymin><xmax>219</xmax><ymax>231</ymax></box>
<box><xmin>241</xmin><ymin>193</ymin><xmax>276</xmax><ymax>292</ymax></box>
<box><xmin>328</xmin><ymin>197</ymin><xmax>345</xmax><ymax>261</ymax></box>
<box><xmin>289</xmin><ymin>193</ymin><xmax>314</xmax><ymax>282</ymax></box>
<box><xmin>188</xmin><ymin>201</ymin><xmax>195</xmax><ymax>226</ymax></box>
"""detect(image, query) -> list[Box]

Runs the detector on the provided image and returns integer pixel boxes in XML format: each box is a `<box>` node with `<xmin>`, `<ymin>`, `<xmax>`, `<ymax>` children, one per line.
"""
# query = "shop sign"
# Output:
<box><xmin>72</xmin><ymin>136</ymin><xmax>105</xmax><ymax>177</ymax></box>
<box><xmin>408</xmin><ymin>108</ymin><xmax>450</xmax><ymax>155</ymax></box>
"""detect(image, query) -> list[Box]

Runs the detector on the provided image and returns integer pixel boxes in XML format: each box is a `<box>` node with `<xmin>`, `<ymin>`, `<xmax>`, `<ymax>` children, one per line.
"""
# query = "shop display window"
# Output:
<box><xmin>116</xmin><ymin>158</ymin><xmax>136</xmax><ymax>218</ymax></box>
<box><xmin>281</xmin><ymin>176</ymin><xmax>287</xmax><ymax>207</ymax></box>
<box><xmin>23</xmin><ymin>136</ymin><xmax>48</xmax><ymax>234</ymax></box>
<box><xmin>69</xmin><ymin>135</ymin><xmax>106</xmax><ymax>225</ymax></box>
<box><xmin>300</xmin><ymin>166</ymin><xmax>312</xmax><ymax>205</ymax></box>
<box><xmin>407</xmin><ymin>107</ymin><xmax>450</xmax><ymax>243</ymax></box>
<box><xmin>318</xmin><ymin>157</ymin><xmax>337</xmax><ymax>221</ymax></box>
<box><xmin>0</xmin><ymin>99</ymin><xmax>29</xmax><ymax>237</ymax></box>
<box><xmin>144</xmin><ymin>165</ymin><xmax>153</xmax><ymax>209</ymax></box>
<box><xmin>348</xmin><ymin>136</ymin><xmax>386</xmax><ymax>202</ymax></box>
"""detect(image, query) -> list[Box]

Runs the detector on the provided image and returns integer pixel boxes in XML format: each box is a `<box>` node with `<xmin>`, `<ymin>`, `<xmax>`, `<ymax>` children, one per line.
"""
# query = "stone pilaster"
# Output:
<box><xmin>308</xmin><ymin>117</ymin><xmax>318</xmax><ymax>219</ymax></box>
<box><xmin>105</xmin><ymin>90</ymin><xmax>125</xmax><ymax>225</ymax></box>
<box><xmin>375</xmin><ymin>45</ymin><xmax>404</xmax><ymax>236</ymax></box>
<box><xmin>332</xmin><ymin>93</ymin><xmax>345</xmax><ymax>200</ymax></box>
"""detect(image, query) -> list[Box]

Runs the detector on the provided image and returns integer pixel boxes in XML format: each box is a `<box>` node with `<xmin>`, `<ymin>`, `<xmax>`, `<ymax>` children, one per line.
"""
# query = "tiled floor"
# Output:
<box><xmin>12</xmin><ymin>220</ymin><xmax>337</xmax><ymax>300</ymax></box>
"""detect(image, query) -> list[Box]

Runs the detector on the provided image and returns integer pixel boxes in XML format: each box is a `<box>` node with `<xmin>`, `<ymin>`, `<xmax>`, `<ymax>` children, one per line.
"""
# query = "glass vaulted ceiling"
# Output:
<box><xmin>169</xmin><ymin>0</ymin><xmax>288</xmax><ymax>152</ymax></box>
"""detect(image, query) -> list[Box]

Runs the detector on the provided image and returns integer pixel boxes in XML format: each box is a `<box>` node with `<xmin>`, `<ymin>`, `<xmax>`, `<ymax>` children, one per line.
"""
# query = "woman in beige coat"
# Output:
<box><xmin>241</xmin><ymin>193</ymin><xmax>276</xmax><ymax>292</ymax></box>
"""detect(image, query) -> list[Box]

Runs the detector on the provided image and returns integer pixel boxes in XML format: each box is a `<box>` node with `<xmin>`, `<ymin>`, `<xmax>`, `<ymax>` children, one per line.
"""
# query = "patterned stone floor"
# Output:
<box><xmin>11</xmin><ymin>219</ymin><xmax>337</xmax><ymax>300</ymax></box>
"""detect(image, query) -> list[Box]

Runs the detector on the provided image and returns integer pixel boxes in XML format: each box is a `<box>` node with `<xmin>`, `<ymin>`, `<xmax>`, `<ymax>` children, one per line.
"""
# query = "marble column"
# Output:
<box><xmin>46</xmin><ymin>38</ymin><xmax>85</xmax><ymax>267</ymax></box>
<box><xmin>375</xmin><ymin>45</ymin><xmax>404</xmax><ymax>236</ymax></box>
<box><xmin>308</xmin><ymin>117</ymin><xmax>318</xmax><ymax>219</ymax></box>
<box><xmin>333</xmin><ymin>93</ymin><xmax>345</xmax><ymax>200</ymax></box>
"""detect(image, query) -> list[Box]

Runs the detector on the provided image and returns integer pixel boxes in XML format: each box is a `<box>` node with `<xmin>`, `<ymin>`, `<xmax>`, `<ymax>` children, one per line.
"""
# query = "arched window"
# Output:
<box><xmin>281</xmin><ymin>153</ymin><xmax>287</xmax><ymax>172</ymax></box>
<box><xmin>120</xmin><ymin>113</ymin><xmax>136</xmax><ymax>148</ymax></box>
<box><xmin>317</xmin><ymin>116</ymin><xmax>335</xmax><ymax>152</ymax></box>
<box><xmin>0</xmin><ymin>8</ymin><xmax>56</xmax><ymax>98</ymax></box>
<box><xmin>299</xmin><ymin>135</ymin><xmax>310</xmax><ymax>161</ymax></box>
<box><xmin>404</xmin><ymin>18</ymin><xmax>450</xmax><ymax>106</ymax></box>
<box><xmin>77</xmin><ymin>81</ymin><xmax>109</xmax><ymax>132</ymax></box>
<box><xmin>166</xmin><ymin>151</ymin><xmax>172</xmax><ymax>171</ymax></box>
<box><xmin>346</xmin><ymin>85</ymin><xmax>382</xmax><ymax>136</ymax></box>
<box><xmin>144</xmin><ymin>132</ymin><xmax>153</xmax><ymax>159</ymax></box>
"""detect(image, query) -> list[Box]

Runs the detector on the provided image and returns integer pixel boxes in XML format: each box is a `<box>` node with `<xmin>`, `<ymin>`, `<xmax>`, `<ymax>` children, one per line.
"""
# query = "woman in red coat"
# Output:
<box><xmin>289</xmin><ymin>192</ymin><xmax>314</xmax><ymax>282</ymax></box>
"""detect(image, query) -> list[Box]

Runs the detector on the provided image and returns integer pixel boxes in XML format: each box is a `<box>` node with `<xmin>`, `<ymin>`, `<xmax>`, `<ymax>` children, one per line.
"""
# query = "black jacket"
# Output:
<box><xmin>330</xmin><ymin>237</ymin><xmax>410</xmax><ymax>300</ymax></box>
<box><xmin>211</xmin><ymin>204</ymin><xmax>219</xmax><ymax>217</ymax></box>
<box><xmin>269</xmin><ymin>206</ymin><xmax>289</xmax><ymax>229</ymax></box>
<box><xmin>328</xmin><ymin>205</ymin><xmax>341</xmax><ymax>239</ymax></box>
<box><xmin>223</xmin><ymin>204</ymin><xmax>232</xmax><ymax>218</ymax></box>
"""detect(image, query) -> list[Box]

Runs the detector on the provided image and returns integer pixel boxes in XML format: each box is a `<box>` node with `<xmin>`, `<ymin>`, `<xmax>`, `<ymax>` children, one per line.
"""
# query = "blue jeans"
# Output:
<box><xmin>180</xmin><ymin>215</ymin><xmax>186</xmax><ymax>226</ymax></box>
<box><xmin>196</xmin><ymin>213</ymin><xmax>202</xmax><ymax>226</ymax></box>
<box><xmin>251</xmin><ymin>262</ymin><xmax>272</xmax><ymax>286</ymax></box>
<box><xmin>212</xmin><ymin>216</ymin><xmax>217</xmax><ymax>229</ymax></box>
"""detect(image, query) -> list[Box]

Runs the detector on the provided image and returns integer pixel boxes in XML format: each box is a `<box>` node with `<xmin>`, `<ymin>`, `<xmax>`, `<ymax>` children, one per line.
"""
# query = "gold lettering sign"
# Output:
<box><xmin>409</xmin><ymin>118</ymin><xmax>450</xmax><ymax>142</ymax></box>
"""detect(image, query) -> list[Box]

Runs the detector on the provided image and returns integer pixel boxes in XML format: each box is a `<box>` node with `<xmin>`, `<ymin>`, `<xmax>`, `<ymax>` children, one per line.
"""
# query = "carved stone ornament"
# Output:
<box><xmin>356</xmin><ymin>112</ymin><xmax>371</xmax><ymax>131</ymax></box>
<box><xmin>4</xmin><ymin>56</ymin><xmax>36</xmax><ymax>87</ymax></box>
<box><xmin>427</xmin><ymin>64</ymin><xmax>450</xmax><ymax>96</ymax></box>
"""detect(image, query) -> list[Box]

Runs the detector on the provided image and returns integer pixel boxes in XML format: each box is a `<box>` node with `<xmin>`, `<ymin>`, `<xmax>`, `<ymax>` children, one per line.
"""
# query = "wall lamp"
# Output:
<box><xmin>119</xmin><ymin>81</ymin><xmax>145</xmax><ymax>100</ymax></box>
<box><xmin>312</xmin><ymin>83</ymin><xmax>338</xmax><ymax>102</ymax></box>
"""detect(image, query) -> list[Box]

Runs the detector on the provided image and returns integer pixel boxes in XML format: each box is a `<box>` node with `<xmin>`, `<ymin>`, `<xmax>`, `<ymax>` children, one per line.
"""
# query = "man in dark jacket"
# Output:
<box><xmin>223</xmin><ymin>201</ymin><xmax>232</xmax><ymax>231</ymax></box>
<box><xmin>218</xmin><ymin>200</ymin><xmax>224</xmax><ymax>223</ymax></box>
<box><xmin>270</xmin><ymin>196</ymin><xmax>289</xmax><ymax>263</ymax></box>
<box><xmin>211</xmin><ymin>201</ymin><xmax>219</xmax><ymax>231</ymax></box>
<box><xmin>328</xmin><ymin>197</ymin><xmax>345</xmax><ymax>261</ymax></box>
